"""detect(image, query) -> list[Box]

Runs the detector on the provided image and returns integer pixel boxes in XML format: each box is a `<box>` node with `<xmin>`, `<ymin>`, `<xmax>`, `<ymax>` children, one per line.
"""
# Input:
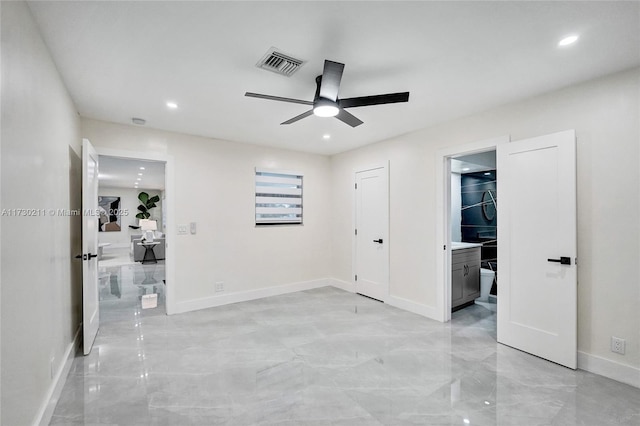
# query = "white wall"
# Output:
<box><xmin>82</xmin><ymin>119</ymin><xmax>332</xmax><ymax>309</ymax></box>
<box><xmin>1</xmin><ymin>2</ymin><xmax>82</xmax><ymax>424</ymax></box>
<box><xmin>331</xmin><ymin>68</ymin><xmax>640</xmax><ymax>380</ymax></box>
<box><xmin>97</xmin><ymin>186</ymin><xmax>163</xmax><ymax>248</ymax></box>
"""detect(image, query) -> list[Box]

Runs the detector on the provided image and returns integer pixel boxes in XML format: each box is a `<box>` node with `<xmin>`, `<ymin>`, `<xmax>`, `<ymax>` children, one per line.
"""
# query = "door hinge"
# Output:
<box><xmin>355</xmin><ymin>229</ymin><xmax>357</xmax><ymax>235</ymax></box>
<box><xmin>355</xmin><ymin>274</ymin><xmax>358</xmax><ymax>282</ymax></box>
<box><xmin>355</xmin><ymin>183</ymin><xmax>357</xmax><ymax>189</ymax></box>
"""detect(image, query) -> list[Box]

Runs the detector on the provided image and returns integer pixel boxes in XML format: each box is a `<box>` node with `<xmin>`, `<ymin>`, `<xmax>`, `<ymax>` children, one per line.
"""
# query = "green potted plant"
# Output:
<box><xmin>135</xmin><ymin>191</ymin><xmax>160</xmax><ymax>220</ymax></box>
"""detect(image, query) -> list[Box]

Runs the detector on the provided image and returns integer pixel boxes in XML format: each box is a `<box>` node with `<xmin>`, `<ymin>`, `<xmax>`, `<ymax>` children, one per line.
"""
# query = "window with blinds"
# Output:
<box><xmin>255</xmin><ymin>168</ymin><xmax>303</xmax><ymax>225</ymax></box>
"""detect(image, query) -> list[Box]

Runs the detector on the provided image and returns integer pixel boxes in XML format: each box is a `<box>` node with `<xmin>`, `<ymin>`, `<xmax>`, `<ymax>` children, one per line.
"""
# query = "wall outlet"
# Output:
<box><xmin>611</xmin><ymin>336</ymin><xmax>626</xmax><ymax>355</ymax></box>
<box><xmin>215</xmin><ymin>281</ymin><xmax>224</xmax><ymax>293</ymax></box>
<box><xmin>177</xmin><ymin>224</ymin><xmax>188</xmax><ymax>235</ymax></box>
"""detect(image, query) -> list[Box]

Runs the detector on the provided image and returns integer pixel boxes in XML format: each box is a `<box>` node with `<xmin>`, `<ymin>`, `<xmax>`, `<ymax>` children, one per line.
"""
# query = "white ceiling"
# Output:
<box><xmin>452</xmin><ymin>151</ymin><xmax>496</xmax><ymax>174</ymax></box>
<box><xmin>28</xmin><ymin>1</ymin><xmax>640</xmax><ymax>156</ymax></box>
<box><xmin>99</xmin><ymin>156</ymin><xmax>165</xmax><ymax>190</ymax></box>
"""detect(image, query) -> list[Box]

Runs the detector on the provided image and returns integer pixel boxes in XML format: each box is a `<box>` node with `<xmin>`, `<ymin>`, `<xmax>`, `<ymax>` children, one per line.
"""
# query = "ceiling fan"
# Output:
<box><xmin>245</xmin><ymin>60</ymin><xmax>410</xmax><ymax>128</ymax></box>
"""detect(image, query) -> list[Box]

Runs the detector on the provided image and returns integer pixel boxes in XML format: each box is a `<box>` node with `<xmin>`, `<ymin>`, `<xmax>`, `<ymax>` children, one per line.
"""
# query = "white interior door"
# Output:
<box><xmin>82</xmin><ymin>139</ymin><xmax>100</xmax><ymax>355</ymax></box>
<box><xmin>354</xmin><ymin>165</ymin><xmax>389</xmax><ymax>301</ymax></box>
<box><xmin>497</xmin><ymin>130</ymin><xmax>577</xmax><ymax>369</ymax></box>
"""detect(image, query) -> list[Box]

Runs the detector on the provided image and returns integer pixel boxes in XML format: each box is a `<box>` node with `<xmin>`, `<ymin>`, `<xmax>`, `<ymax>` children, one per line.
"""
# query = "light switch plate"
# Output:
<box><xmin>190</xmin><ymin>222</ymin><xmax>196</xmax><ymax>234</ymax></box>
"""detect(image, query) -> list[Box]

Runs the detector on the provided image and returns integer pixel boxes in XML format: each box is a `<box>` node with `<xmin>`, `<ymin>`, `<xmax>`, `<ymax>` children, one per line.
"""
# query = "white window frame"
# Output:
<box><xmin>255</xmin><ymin>168</ymin><xmax>304</xmax><ymax>226</ymax></box>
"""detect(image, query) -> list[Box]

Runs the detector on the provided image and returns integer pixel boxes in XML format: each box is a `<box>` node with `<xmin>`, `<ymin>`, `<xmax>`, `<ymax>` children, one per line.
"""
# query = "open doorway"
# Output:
<box><xmin>97</xmin><ymin>155</ymin><xmax>168</xmax><ymax>320</ymax></box>
<box><xmin>448</xmin><ymin>151</ymin><xmax>498</xmax><ymax>334</ymax></box>
<box><xmin>435</xmin><ymin>136</ymin><xmax>508</xmax><ymax>324</ymax></box>
<box><xmin>436</xmin><ymin>132</ymin><xmax>577</xmax><ymax>367</ymax></box>
<box><xmin>450</xmin><ymin>152</ymin><xmax>497</xmax><ymax>310</ymax></box>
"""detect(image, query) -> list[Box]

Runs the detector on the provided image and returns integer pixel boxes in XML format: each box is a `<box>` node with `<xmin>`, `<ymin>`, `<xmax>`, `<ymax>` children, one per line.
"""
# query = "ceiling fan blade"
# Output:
<box><xmin>245</xmin><ymin>92</ymin><xmax>313</xmax><ymax>106</ymax></box>
<box><xmin>319</xmin><ymin>60</ymin><xmax>345</xmax><ymax>101</ymax></box>
<box><xmin>281</xmin><ymin>110</ymin><xmax>314</xmax><ymax>125</ymax></box>
<box><xmin>335</xmin><ymin>109</ymin><xmax>363</xmax><ymax>127</ymax></box>
<box><xmin>339</xmin><ymin>92</ymin><xmax>410</xmax><ymax>108</ymax></box>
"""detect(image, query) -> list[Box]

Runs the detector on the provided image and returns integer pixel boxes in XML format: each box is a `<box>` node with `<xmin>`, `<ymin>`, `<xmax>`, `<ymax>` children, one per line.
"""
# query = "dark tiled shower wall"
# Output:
<box><xmin>461</xmin><ymin>170</ymin><xmax>497</xmax><ymax>269</ymax></box>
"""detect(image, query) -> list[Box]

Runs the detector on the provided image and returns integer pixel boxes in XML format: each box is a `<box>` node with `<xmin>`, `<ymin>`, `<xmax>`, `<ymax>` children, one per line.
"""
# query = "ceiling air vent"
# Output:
<box><xmin>256</xmin><ymin>48</ymin><xmax>305</xmax><ymax>77</ymax></box>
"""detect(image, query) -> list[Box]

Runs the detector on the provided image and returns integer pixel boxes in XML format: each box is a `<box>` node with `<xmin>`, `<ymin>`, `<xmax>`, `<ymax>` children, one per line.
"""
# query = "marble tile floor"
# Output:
<box><xmin>98</xmin><ymin>260</ymin><xmax>166</xmax><ymax>324</ymax></box>
<box><xmin>50</xmin><ymin>287</ymin><xmax>639</xmax><ymax>425</ymax></box>
<box><xmin>99</xmin><ymin>246</ymin><xmax>138</xmax><ymax>267</ymax></box>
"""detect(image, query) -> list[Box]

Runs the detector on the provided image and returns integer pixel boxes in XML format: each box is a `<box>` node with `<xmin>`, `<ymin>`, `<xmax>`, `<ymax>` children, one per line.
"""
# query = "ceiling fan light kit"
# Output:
<box><xmin>313</xmin><ymin>98</ymin><xmax>339</xmax><ymax>117</ymax></box>
<box><xmin>246</xmin><ymin>59</ymin><xmax>410</xmax><ymax>128</ymax></box>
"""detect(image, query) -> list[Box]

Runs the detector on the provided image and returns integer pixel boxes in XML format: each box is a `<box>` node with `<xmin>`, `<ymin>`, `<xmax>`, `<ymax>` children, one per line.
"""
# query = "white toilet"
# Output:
<box><xmin>478</xmin><ymin>268</ymin><xmax>495</xmax><ymax>303</ymax></box>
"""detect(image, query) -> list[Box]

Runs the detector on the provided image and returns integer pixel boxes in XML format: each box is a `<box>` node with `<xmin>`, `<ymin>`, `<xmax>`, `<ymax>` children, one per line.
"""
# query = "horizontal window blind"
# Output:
<box><xmin>255</xmin><ymin>168</ymin><xmax>303</xmax><ymax>225</ymax></box>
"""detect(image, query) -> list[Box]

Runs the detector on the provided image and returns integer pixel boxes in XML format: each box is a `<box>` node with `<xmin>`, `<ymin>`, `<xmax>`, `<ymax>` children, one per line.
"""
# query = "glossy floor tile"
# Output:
<box><xmin>97</xmin><ymin>247</ymin><xmax>166</xmax><ymax>323</ymax></box>
<box><xmin>51</xmin><ymin>287</ymin><xmax>640</xmax><ymax>425</ymax></box>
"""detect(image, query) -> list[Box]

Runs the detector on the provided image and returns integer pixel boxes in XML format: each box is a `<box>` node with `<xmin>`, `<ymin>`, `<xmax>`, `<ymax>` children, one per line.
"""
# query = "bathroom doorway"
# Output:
<box><xmin>450</xmin><ymin>152</ymin><xmax>497</xmax><ymax>311</ymax></box>
<box><xmin>435</xmin><ymin>136</ymin><xmax>508</xmax><ymax>323</ymax></box>
<box><xmin>437</xmin><ymin>132</ymin><xmax>577</xmax><ymax>368</ymax></box>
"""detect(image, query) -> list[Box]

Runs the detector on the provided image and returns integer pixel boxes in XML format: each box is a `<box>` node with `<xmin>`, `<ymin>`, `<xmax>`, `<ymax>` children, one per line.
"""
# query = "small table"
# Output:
<box><xmin>137</xmin><ymin>241</ymin><xmax>160</xmax><ymax>264</ymax></box>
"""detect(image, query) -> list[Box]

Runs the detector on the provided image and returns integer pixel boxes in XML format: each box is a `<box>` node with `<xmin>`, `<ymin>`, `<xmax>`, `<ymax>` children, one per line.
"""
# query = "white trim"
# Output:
<box><xmin>435</xmin><ymin>136</ymin><xmax>509</xmax><ymax>322</ymax></box>
<box><xmin>35</xmin><ymin>326</ymin><xmax>81</xmax><ymax>426</ymax></box>
<box><xmin>386</xmin><ymin>295</ymin><xmax>440</xmax><ymax>320</ymax></box>
<box><xmin>96</xmin><ymin>147</ymin><xmax>170</xmax><ymax>163</ymax></box>
<box><xmin>328</xmin><ymin>278</ymin><xmax>356</xmax><ymax>293</ymax></box>
<box><xmin>255</xmin><ymin>167</ymin><xmax>304</xmax><ymax>177</ymax></box>
<box><xmin>173</xmin><ymin>278</ymin><xmax>330</xmax><ymax>314</ymax></box>
<box><xmin>578</xmin><ymin>351</ymin><xmax>640</xmax><ymax>389</ymax></box>
<box><xmin>94</xmin><ymin>147</ymin><xmax>176</xmax><ymax>315</ymax></box>
<box><xmin>103</xmin><ymin>242</ymin><xmax>129</xmax><ymax>249</ymax></box>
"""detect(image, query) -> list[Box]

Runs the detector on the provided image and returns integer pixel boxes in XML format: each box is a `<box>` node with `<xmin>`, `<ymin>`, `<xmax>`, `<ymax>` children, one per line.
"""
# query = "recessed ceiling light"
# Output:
<box><xmin>166</xmin><ymin>101</ymin><xmax>178</xmax><ymax>109</ymax></box>
<box><xmin>138</xmin><ymin>173</ymin><xmax>143</xmax><ymax>176</ymax></box>
<box><xmin>137</xmin><ymin>178</ymin><xmax>141</xmax><ymax>181</ymax></box>
<box><xmin>484</xmin><ymin>172</ymin><xmax>491</xmax><ymax>176</ymax></box>
<box><xmin>139</xmin><ymin>167</ymin><xmax>145</xmax><ymax>170</ymax></box>
<box><xmin>558</xmin><ymin>35</ymin><xmax>579</xmax><ymax>47</ymax></box>
<box><xmin>323</xmin><ymin>134</ymin><xmax>331</xmax><ymax>140</ymax></box>
<box><xmin>462</xmin><ymin>167</ymin><xmax>470</xmax><ymax>172</ymax></box>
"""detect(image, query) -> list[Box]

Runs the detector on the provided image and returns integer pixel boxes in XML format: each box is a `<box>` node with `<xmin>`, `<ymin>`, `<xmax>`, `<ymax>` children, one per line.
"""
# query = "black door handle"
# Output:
<box><xmin>373</xmin><ymin>239</ymin><xmax>383</xmax><ymax>244</ymax></box>
<box><xmin>75</xmin><ymin>253</ymin><xmax>98</xmax><ymax>261</ymax></box>
<box><xmin>548</xmin><ymin>256</ymin><xmax>571</xmax><ymax>265</ymax></box>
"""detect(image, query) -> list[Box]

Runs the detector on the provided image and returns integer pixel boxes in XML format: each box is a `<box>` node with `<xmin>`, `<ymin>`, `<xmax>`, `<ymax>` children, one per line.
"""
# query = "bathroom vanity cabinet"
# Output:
<box><xmin>451</xmin><ymin>243</ymin><xmax>481</xmax><ymax>310</ymax></box>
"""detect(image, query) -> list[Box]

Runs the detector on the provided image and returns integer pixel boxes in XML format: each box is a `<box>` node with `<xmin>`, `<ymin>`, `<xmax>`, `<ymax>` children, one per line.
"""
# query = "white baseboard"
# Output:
<box><xmin>173</xmin><ymin>278</ymin><xmax>330</xmax><ymax>314</ymax></box>
<box><xmin>101</xmin><ymin>242</ymin><xmax>129</xmax><ymax>249</ymax></box>
<box><xmin>328</xmin><ymin>278</ymin><xmax>355</xmax><ymax>293</ymax></box>
<box><xmin>36</xmin><ymin>326</ymin><xmax>81</xmax><ymax>426</ymax></box>
<box><xmin>385</xmin><ymin>294</ymin><xmax>440</xmax><ymax>321</ymax></box>
<box><xmin>327</xmin><ymin>278</ymin><xmax>440</xmax><ymax>321</ymax></box>
<box><xmin>578</xmin><ymin>351</ymin><xmax>640</xmax><ymax>389</ymax></box>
